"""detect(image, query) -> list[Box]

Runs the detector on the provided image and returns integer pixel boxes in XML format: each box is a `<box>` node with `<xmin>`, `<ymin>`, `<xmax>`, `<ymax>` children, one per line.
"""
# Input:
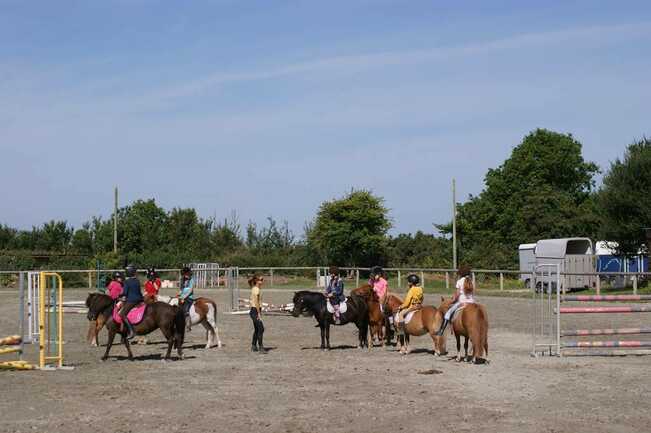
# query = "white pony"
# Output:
<box><xmin>157</xmin><ymin>295</ymin><xmax>222</xmax><ymax>349</ymax></box>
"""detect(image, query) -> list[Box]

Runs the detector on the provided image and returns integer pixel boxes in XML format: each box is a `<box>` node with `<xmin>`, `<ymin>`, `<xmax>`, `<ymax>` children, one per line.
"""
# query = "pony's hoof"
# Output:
<box><xmin>217</xmin><ymin>342</ymin><xmax>223</xmax><ymax>348</ymax></box>
<box><xmin>100</xmin><ymin>357</ymin><xmax>108</xmax><ymax>362</ymax></box>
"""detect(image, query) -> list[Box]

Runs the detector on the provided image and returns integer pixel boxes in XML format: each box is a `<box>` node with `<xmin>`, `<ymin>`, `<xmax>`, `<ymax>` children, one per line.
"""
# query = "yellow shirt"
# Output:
<box><xmin>400</xmin><ymin>286</ymin><xmax>423</xmax><ymax>309</ymax></box>
<box><xmin>250</xmin><ymin>285</ymin><xmax>261</xmax><ymax>309</ymax></box>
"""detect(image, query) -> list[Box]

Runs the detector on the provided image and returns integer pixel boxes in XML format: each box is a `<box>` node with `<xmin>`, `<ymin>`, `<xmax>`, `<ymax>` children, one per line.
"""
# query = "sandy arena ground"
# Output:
<box><xmin>1</xmin><ymin>288</ymin><xmax>650</xmax><ymax>433</ymax></box>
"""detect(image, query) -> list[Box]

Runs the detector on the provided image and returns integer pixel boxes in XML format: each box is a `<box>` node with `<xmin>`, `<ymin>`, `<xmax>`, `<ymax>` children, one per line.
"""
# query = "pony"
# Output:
<box><xmin>85</xmin><ymin>292</ymin><xmax>114</xmax><ymax>346</ymax></box>
<box><xmin>351</xmin><ymin>284</ymin><xmax>386</xmax><ymax>346</ymax></box>
<box><xmin>85</xmin><ymin>293</ymin><xmax>185</xmax><ymax>361</ymax></box>
<box><xmin>291</xmin><ymin>290</ymin><xmax>369</xmax><ymax>350</ymax></box>
<box><xmin>438</xmin><ymin>297</ymin><xmax>488</xmax><ymax>363</ymax></box>
<box><xmin>393</xmin><ymin>305</ymin><xmax>447</xmax><ymax>356</ymax></box>
<box><xmin>157</xmin><ymin>295</ymin><xmax>222</xmax><ymax>349</ymax></box>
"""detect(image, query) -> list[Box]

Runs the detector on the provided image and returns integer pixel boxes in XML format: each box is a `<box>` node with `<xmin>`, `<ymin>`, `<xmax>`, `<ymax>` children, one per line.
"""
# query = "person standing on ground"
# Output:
<box><xmin>249</xmin><ymin>275</ymin><xmax>268</xmax><ymax>354</ymax></box>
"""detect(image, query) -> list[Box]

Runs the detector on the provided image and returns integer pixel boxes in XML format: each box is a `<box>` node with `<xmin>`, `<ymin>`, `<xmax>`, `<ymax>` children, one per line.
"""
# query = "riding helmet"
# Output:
<box><xmin>370</xmin><ymin>266</ymin><xmax>383</xmax><ymax>277</ymax></box>
<box><xmin>328</xmin><ymin>266</ymin><xmax>340</xmax><ymax>276</ymax></box>
<box><xmin>181</xmin><ymin>266</ymin><xmax>192</xmax><ymax>276</ymax></box>
<box><xmin>146</xmin><ymin>267</ymin><xmax>157</xmax><ymax>280</ymax></box>
<box><xmin>112</xmin><ymin>271</ymin><xmax>124</xmax><ymax>280</ymax></box>
<box><xmin>125</xmin><ymin>264</ymin><xmax>137</xmax><ymax>278</ymax></box>
<box><xmin>458</xmin><ymin>264</ymin><xmax>472</xmax><ymax>277</ymax></box>
<box><xmin>407</xmin><ymin>274</ymin><xmax>420</xmax><ymax>285</ymax></box>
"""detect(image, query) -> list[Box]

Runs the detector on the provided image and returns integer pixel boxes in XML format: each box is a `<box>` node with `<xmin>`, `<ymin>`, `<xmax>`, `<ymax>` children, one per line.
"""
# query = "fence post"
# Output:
<box><xmin>472</xmin><ymin>272</ymin><xmax>476</xmax><ymax>290</ymax></box>
<box><xmin>88</xmin><ymin>271</ymin><xmax>92</xmax><ymax>289</ymax></box>
<box><xmin>270</xmin><ymin>269</ymin><xmax>274</xmax><ymax>289</ymax></box>
<box><xmin>445</xmin><ymin>272</ymin><xmax>449</xmax><ymax>290</ymax></box>
<box><xmin>633</xmin><ymin>275</ymin><xmax>638</xmax><ymax>295</ymax></box>
<box><xmin>499</xmin><ymin>272</ymin><xmax>504</xmax><ymax>291</ymax></box>
<box><xmin>356</xmin><ymin>269</ymin><xmax>360</xmax><ymax>288</ymax></box>
<box><xmin>596</xmin><ymin>274</ymin><xmax>601</xmax><ymax>296</ymax></box>
<box><xmin>397</xmin><ymin>270</ymin><xmax>401</xmax><ymax>289</ymax></box>
<box><xmin>316</xmin><ymin>268</ymin><xmax>320</xmax><ymax>288</ymax></box>
<box><xmin>420</xmin><ymin>271</ymin><xmax>425</xmax><ymax>289</ymax></box>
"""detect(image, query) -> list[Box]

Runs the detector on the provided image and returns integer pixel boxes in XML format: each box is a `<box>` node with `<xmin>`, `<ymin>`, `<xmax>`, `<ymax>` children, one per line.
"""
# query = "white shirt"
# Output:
<box><xmin>456</xmin><ymin>277</ymin><xmax>475</xmax><ymax>304</ymax></box>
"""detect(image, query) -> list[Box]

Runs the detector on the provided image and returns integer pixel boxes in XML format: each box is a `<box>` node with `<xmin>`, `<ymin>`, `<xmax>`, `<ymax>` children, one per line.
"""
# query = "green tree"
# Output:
<box><xmin>439</xmin><ymin>129</ymin><xmax>600</xmax><ymax>268</ymax></box>
<box><xmin>597</xmin><ymin>138</ymin><xmax>651</xmax><ymax>255</ymax></box>
<box><xmin>308</xmin><ymin>190</ymin><xmax>391</xmax><ymax>267</ymax></box>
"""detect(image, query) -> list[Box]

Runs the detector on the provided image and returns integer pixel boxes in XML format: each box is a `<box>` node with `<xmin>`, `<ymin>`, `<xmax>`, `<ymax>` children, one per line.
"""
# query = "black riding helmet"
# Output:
<box><xmin>146</xmin><ymin>267</ymin><xmax>157</xmax><ymax>280</ymax></box>
<box><xmin>407</xmin><ymin>274</ymin><xmax>420</xmax><ymax>285</ymax></box>
<box><xmin>370</xmin><ymin>266</ymin><xmax>383</xmax><ymax>277</ymax></box>
<box><xmin>112</xmin><ymin>271</ymin><xmax>124</xmax><ymax>280</ymax></box>
<box><xmin>181</xmin><ymin>266</ymin><xmax>192</xmax><ymax>277</ymax></box>
<box><xmin>125</xmin><ymin>264</ymin><xmax>137</xmax><ymax>278</ymax></box>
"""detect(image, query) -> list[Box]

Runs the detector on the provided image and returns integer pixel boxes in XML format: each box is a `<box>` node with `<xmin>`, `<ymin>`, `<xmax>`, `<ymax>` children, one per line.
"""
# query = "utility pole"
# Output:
<box><xmin>113</xmin><ymin>186</ymin><xmax>118</xmax><ymax>253</ymax></box>
<box><xmin>452</xmin><ymin>178</ymin><xmax>457</xmax><ymax>270</ymax></box>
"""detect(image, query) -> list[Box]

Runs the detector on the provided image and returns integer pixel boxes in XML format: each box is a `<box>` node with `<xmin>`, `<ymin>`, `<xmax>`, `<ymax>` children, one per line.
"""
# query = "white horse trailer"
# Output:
<box><xmin>518</xmin><ymin>243</ymin><xmax>537</xmax><ymax>288</ymax></box>
<box><xmin>535</xmin><ymin>238</ymin><xmax>596</xmax><ymax>293</ymax></box>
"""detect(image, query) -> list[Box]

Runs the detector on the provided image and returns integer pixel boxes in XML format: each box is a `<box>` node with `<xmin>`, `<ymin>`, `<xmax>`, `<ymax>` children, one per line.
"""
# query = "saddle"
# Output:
<box><xmin>112</xmin><ymin>302</ymin><xmax>147</xmax><ymax>325</ymax></box>
<box><xmin>326</xmin><ymin>298</ymin><xmax>348</xmax><ymax>314</ymax></box>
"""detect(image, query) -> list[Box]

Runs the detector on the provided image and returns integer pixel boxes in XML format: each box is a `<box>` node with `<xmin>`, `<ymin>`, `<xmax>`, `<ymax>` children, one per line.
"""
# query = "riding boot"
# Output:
<box><xmin>435</xmin><ymin>319</ymin><xmax>449</xmax><ymax>336</ymax></box>
<box><xmin>125</xmin><ymin>321</ymin><xmax>135</xmax><ymax>340</ymax></box>
<box><xmin>258</xmin><ymin>335</ymin><xmax>268</xmax><ymax>354</ymax></box>
<box><xmin>251</xmin><ymin>333</ymin><xmax>258</xmax><ymax>352</ymax></box>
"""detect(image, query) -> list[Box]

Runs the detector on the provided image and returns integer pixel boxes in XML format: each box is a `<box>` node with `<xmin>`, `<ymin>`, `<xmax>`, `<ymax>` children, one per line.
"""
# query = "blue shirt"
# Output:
<box><xmin>180</xmin><ymin>277</ymin><xmax>194</xmax><ymax>300</ymax></box>
<box><xmin>326</xmin><ymin>278</ymin><xmax>345</xmax><ymax>301</ymax></box>
<box><xmin>123</xmin><ymin>277</ymin><xmax>143</xmax><ymax>303</ymax></box>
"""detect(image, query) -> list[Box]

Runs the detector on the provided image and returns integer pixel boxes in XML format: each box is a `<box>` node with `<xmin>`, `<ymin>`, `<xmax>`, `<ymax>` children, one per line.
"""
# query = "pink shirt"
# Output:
<box><xmin>107</xmin><ymin>281</ymin><xmax>123</xmax><ymax>300</ymax></box>
<box><xmin>372</xmin><ymin>278</ymin><xmax>388</xmax><ymax>299</ymax></box>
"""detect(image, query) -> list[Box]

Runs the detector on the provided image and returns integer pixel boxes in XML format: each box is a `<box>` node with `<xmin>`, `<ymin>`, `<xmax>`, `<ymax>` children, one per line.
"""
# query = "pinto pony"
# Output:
<box><xmin>438</xmin><ymin>297</ymin><xmax>488</xmax><ymax>363</ymax></box>
<box><xmin>157</xmin><ymin>295</ymin><xmax>222</xmax><ymax>349</ymax></box>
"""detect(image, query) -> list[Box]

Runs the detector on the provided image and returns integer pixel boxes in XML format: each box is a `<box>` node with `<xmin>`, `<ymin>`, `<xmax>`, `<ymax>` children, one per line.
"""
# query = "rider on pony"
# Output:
<box><xmin>370</xmin><ymin>266</ymin><xmax>388</xmax><ymax>310</ymax></box>
<box><xmin>325</xmin><ymin>266</ymin><xmax>345</xmax><ymax>324</ymax></box>
<box><xmin>119</xmin><ymin>265</ymin><xmax>143</xmax><ymax>340</ymax></box>
<box><xmin>107</xmin><ymin>271</ymin><xmax>124</xmax><ymax>301</ymax></box>
<box><xmin>179</xmin><ymin>266</ymin><xmax>195</xmax><ymax>331</ymax></box>
<box><xmin>144</xmin><ymin>267</ymin><xmax>161</xmax><ymax>303</ymax></box>
<box><xmin>395</xmin><ymin>274</ymin><xmax>424</xmax><ymax>354</ymax></box>
<box><xmin>436</xmin><ymin>265</ymin><xmax>474</xmax><ymax>336</ymax></box>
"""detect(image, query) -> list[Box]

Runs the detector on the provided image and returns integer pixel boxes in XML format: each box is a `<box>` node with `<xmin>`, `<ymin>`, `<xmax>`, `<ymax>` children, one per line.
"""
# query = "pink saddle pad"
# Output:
<box><xmin>112</xmin><ymin>303</ymin><xmax>147</xmax><ymax>325</ymax></box>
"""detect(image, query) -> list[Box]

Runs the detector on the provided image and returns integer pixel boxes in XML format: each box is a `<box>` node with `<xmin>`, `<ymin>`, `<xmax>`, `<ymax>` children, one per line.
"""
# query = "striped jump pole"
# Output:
<box><xmin>561</xmin><ymin>327</ymin><xmax>651</xmax><ymax>337</ymax></box>
<box><xmin>561</xmin><ymin>295</ymin><xmax>651</xmax><ymax>302</ymax></box>
<box><xmin>562</xmin><ymin>341</ymin><xmax>651</xmax><ymax>349</ymax></box>
<box><xmin>558</xmin><ymin>305</ymin><xmax>651</xmax><ymax>314</ymax></box>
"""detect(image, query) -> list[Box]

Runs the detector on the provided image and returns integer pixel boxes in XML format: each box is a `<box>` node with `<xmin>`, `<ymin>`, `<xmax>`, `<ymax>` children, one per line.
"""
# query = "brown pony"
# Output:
<box><xmin>438</xmin><ymin>297</ymin><xmax>488</xmax><ymax>363</ymax></box>
<box><xmin>351</xmin><ymin>284</ymin><xmax>385</xmax><ymax>346</ymax></box>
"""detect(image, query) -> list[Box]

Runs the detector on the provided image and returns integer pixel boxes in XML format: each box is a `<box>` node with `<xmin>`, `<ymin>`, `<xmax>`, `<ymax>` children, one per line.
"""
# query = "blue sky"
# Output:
<box><xmin>1</xmin><ymin>1</ymin><xmax>650</xmax><ymax>236</ymax></box>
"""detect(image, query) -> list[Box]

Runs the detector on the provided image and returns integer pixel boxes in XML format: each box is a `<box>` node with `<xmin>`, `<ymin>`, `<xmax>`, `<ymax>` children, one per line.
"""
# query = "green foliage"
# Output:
<box><xmin>597</xmin><ymin>138</ymin><xmax>651</xmax><ymax>255</ymax></box>
<box><xmin>438</xmin><ymin>129</ymin><xmax>600</xmax><ymax>268</ymax></box>
<box><xmin>308</xmin><ymin>190</ymin><xmax>391</xmax><ymax>267</ymax></box>
<box><xmin>386</xmin><ymin>231</ymin><xmax>451</xmax><ymax>268</ymax></box>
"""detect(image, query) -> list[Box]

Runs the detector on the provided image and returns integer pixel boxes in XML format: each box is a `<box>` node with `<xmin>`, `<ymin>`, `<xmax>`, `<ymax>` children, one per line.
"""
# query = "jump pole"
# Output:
<box><xmin>562</xmin><ymin>341</ymin><xmax>651</xmax><ymax>349</ymax></box>
<box><xmin>562</xmin><ymin>295</ymin><xmax>651</xmax><ymax>302</ymax></box>
<box><xmin>561</xmin><ymin>327</ymin><xmax>651</xmax><ymax>337</ymax></box>
<box><xmin>558</xmin><ymin>306</ymin><xmax>651</xmax><ymax>314</ymax></box>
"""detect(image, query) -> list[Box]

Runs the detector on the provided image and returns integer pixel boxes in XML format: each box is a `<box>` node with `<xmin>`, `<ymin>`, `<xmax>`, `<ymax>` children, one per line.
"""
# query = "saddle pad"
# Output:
<box><xmin>112</xmin><ymin>302</ymin><xmax>147</xmax><ymax>325</ymax></box>
<box><xmin>326</xmin><ymin>299</ymin><xmax>348</xmax><ymax>314</ymax></box>
<box><xmin>392</xmin><ymin>311</ymin><xmax>416</xmax><ymax>324</ymax></box>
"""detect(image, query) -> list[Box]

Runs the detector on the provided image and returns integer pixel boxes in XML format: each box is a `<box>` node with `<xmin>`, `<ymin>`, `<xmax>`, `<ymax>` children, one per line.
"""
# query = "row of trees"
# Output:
<box><xmin>1</xmin><ymin>129</ymin><xmax>649</xmax><ymax>271</ymax></box>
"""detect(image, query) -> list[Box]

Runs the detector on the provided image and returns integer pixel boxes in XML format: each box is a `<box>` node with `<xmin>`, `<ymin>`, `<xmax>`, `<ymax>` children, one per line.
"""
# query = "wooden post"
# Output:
<box><xmin>420</xmin><ymin>271</ymin><xmax>425</xmax><ymax>289</ymax></box>
<box><xmin>445</xmin><ymin>272</ymin><xmax>450</xmax><ymax>290</ymax></box>
<box><xmin>472</xmin><ymin>272</ymin><xmax>476</xmax><ymax>290</ymax></box>
<box><xmin>356</xmin><ymin>269</ymin><xmax>359</xmax><ymax>288</ymax></box>
<box><xmin>270</xmin><ymin>269</ymin><xmax>274</xmax><ymax>289</ymax></box>
<box><xmin>316</xmin><ymin>268</ymin><xmax>320</xmax><ymax>288</ymax></box>
<box><xmin>499</xmin><ymin>272</ymin><xmax>504</xmax><ymax>291</ymax></box>
<box><xmin>596</xmin><ymin>275</ymin><xmax>601</xmax><ymax>296</ymax></box>
<box><xmin>633</xmin><ymin>275</ymin><xmax>638</xmax><ymax>295</ymax></box>
<box><xmin>88</xmin><ymin>271</ymin><xmax>92</xmax><ymax>289</ymax></box>
<box><xmin>397</xmin><ymin>270</ymin><xmax>401</xmax><ymax>289</ymax></box>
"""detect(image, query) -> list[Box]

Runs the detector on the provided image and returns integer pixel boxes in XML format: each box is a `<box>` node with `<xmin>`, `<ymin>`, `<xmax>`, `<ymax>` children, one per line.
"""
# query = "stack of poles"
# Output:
<box><xmin>558</xmin><ymin>294</ymin><xmax>651</xmax><ymax>355</ymax></box>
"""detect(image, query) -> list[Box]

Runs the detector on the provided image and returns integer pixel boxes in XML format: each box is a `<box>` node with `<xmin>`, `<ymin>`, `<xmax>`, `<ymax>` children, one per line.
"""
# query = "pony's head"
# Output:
<box><xmin>291</xmin><ymin>291</ymin><xmax>311</xmax><ymax>317</ymax></box>
<box><xmin>439</xmin><ymin>296</ymin><xmax>454</xmax><ymax>313</ymax></box>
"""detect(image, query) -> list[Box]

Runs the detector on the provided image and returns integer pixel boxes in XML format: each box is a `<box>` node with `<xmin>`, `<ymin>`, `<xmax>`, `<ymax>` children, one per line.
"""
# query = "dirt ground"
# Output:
<box><xmin>1</xmin><ymin>288</ymin><xmax>650</xmax><ymax>433</ymax></box>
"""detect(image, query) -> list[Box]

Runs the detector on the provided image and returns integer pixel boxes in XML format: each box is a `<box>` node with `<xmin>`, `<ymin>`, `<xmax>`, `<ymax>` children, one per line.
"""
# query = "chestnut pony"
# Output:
<box><xmin>438</xmin><ymin>297</ymin><xmax>488</xmax><ymax>363</ymax></box>
<box><xmin>351</xmin><ymin>284</ymin><xmax>386</xmax><ymax>346</ymax></box>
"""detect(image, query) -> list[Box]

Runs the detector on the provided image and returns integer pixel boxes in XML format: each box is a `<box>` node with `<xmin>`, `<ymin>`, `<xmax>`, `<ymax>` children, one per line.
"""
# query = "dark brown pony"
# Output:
<box><xmin>351</xmin><ymin>284</ymin><xmax>385</xmax><ymax>346</ymax></box>
<box><xmin>85</xmin><ymin>293</ymin><xmax>114</xmax><ymax>346</ymax></box>
<box><xmin>438</xmin><ymin>297</ymin><xmax>488</xmax><ymax>363</ymax></box>
<box><xmin>85</xmin><ymin>293</ymin><xmax>185</xmax><ymax>361</ymax></box>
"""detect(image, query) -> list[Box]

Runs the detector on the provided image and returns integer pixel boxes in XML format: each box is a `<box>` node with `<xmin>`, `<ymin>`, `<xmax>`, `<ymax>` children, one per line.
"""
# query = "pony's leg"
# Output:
<box><xmin>464</xmin><ymin>336</ymin><xmax>470</xmax><ymax>362</ymax></box>
<box><xmin>159</xmin><ymin>323</ymin><xmax>175</xmax><ymax>360</ymax></box>
<box><xmin>123</xmin><ymin>336</ymin><xmax>134</xmax><ymax>360</ymax></box>
<box><xmin>455</xmin><ymin>334</ymin><xmax>462</xmax><ymax>362</ymax></box>
<box><xmin>101</xmin><ymin>327</ymin><xmax>117</xmax><ymax>360</ymax></box>
<box><xmin>86</xmin><ymin>320</ymin><xmax>95</xmax><ymax>345</ymax></box>
<box><xmin>320</xmin><ymin>325</ymin><xmax>326</xmax><ymax>350</ymax></box>
<box><xmin>201</xmin><ymin>320</ymin><xmax>213</xmax><ymax>349</ymax></box>
<box><xmin>325</xmin><ymin>325</ymin><xmax>331</xmax><ymax>350</ymax></box>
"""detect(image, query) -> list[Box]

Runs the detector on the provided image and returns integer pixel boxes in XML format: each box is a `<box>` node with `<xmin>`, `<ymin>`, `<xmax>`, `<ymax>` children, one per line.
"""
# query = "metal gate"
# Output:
<box><xmin>26</xmin><ymin>271</ymin><xmax>40</xmax><ymax>343</ymax></box>
<box><xmin>188</xmin><ymin>263</ymin><xmax>220</xmax><ymax>289</ymax></box>
<box><xmin>531</xmin><ymin>264</ymin><xmax>560</xmax><ymax>357</ymax></box>
<box><xmin>225</xmin><ymin>267</ymin><xmax>240</xmax><ymax>312</ymax></box>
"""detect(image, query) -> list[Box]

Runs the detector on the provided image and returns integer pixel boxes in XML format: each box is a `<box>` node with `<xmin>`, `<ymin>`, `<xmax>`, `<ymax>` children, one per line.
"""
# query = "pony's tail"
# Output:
<box><xmin>478</xmin><ymin>305</ymin><xmax>489</xmax><ymax>359</ymax></box>
<box><xmin>173</xmin><ymin>306</ymin><xmax>186</xmax><ymax>348</ymax></box>
<box><xmin>464</xmin><ymin>276</ymin><xmax>474</xmax><ymax>295</ymax></box>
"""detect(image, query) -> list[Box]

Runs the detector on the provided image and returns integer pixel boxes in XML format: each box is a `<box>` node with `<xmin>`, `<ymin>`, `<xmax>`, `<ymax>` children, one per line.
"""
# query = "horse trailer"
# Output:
<box><xmin>534</xmin><ymin>238</ymin><xmax>596</xmax><ymax>293</ymax></box>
